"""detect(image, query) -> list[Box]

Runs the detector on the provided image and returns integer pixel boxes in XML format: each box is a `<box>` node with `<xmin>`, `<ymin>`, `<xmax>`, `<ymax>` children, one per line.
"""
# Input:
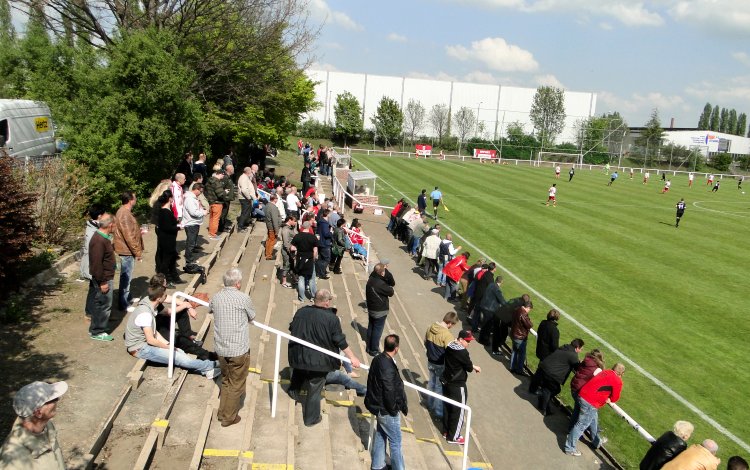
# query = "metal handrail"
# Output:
<box><xmin>165</xmin><ymin>292</ymin><xmax>474</xmax><ymax>469</ymax></box>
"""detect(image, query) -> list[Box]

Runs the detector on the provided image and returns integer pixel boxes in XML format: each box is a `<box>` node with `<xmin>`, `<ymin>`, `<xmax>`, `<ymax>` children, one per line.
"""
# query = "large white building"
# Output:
<box><xmin>305</xmin><ymin>70</ymin><xmax>597</xmax><ymax>144</ymax></box>
<box><xmin>627</xmin><ymin>128</ymin><xmax>750</xmax><ymax>157</ymax></box>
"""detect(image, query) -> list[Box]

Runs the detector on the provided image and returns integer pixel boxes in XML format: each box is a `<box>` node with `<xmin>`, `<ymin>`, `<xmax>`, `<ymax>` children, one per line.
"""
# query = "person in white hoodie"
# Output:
<box><xmin>181</xmin><ymin>183</ymin><xmax>207</xmax><ymax>269</ymax></box>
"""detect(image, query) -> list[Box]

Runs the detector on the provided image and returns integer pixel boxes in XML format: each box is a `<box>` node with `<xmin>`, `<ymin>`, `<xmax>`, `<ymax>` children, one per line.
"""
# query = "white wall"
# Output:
<box><xmin>306</xmin><ymin>70</ymin><xmax>597</xmax><ymax>144</ymax></box>
<box><xmin>663</xmin><ymin>130</ymin><xmax>750</xmax><ymax>156</ymax></box>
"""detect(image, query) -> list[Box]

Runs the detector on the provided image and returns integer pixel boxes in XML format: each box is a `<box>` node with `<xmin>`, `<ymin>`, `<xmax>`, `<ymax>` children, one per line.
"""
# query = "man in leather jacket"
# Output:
<box><xmin>365</xmin><ymin>334</ymin><xmax>408</xmax><ymax>470</ymax></box>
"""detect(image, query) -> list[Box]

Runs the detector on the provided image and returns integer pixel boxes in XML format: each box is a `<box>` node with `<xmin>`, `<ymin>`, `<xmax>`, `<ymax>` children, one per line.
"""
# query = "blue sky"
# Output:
<box><xmin>308</xmin><ymin>0</ymin><xmax>750</xmax><ymax>130</ymax></box>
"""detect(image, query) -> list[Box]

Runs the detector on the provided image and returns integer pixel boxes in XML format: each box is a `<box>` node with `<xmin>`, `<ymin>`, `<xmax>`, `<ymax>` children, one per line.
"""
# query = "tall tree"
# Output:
<box><xmin>333</xmin><ymin>92</ymin><xmax>363</xmax><ymax>146</ymax></box>
<box><xmin>719</xmin><ymin>107</ymin><xmax>729</xmax><ymax>133</ymax></box>
<box><xmin>371</xmin><ymin>97</ymin><xmax>403</xmax><ymax>149</ymax></box>
<box><xmin>727</xmin><ymin>109</ymin><xmax>738</xmax><ymax>135</ymax></box>
<box><xmin>402</xmin><ymin>99</ymin><xmax>426</xmax><ymax>144</ymax></box>
<box><xmin>636</xmin><ymin>109</ymin><xmax>664</xmax><ymax>165</ymax></box>
<box><xmin>698</xmin><ymin>102</ymin><xmax>712</xmax><ymax>129</ymax></box>
<box><xmin>428</xmin><ymin>104</ymin><xmax>449</xmax><ymax>145</ymax></box>
<box><xmin>737</xmin><ymin>113</ymin><xmax>747</xmax><ymax>137</ymax></box>
<box><xmin>452</xmin><ymin>106</ymin><xmax>476</xmax><ymax>155</ymax></box>
<box><xmin>710</xmin><ymin>105</ymin><xmax>720</xmax><ymax>131</ymax></box>
<box><xmin>529</xmin><ymin>86</ymin><xmax>566</xmax><ymax>147</ymax></box>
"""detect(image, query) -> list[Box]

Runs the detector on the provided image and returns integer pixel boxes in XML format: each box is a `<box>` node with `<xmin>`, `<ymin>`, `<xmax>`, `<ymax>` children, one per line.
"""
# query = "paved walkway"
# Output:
<box><xmin>354</xmin><ymin>211</ymin><xmax>616</xmax><ymax>469</ymax></box>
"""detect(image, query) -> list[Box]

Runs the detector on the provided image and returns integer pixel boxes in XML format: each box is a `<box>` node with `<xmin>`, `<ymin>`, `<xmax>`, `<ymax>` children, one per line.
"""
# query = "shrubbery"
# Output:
<box><xmin>0</xmin><ymin>154</ymin><xmax>38</xmax><ymax>293</ymax></box>
<box><xmin>711</xmin><ymin>153</ymin><xmax>733</xmax><ymax>171</ymax></box>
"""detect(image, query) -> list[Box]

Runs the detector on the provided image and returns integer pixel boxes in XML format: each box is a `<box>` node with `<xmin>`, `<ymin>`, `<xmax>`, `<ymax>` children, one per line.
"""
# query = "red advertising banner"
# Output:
<box><xmin>473</xmin><ymin>148</ymin><xmax>497</xmax><ymax>159</ymax></box>
<box><xmin>415</xmin><ymin>144</ymin><xmax>432</xmax><ymax>156</ymax></box>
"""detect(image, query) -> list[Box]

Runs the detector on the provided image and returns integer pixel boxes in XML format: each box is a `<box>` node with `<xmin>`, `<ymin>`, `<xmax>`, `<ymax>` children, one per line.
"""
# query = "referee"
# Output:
<box><xmin>430</xmin><ymin>186</ymin><xmax>443</xmax><ymax>220</ymax></box>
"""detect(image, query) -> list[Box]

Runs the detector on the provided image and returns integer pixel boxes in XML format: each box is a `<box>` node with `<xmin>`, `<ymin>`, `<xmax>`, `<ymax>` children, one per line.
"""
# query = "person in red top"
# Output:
<box><xmin>297</xmin><ymin>139</ymin><xmax>303</xmax><ymax>155</ymax></box>
<box><xmin>565</xmin><ymin>363</ymin><xmax>625</xmax><ymax>456</ymax></box>
<box><xmin>442</xmin><ymin>252</ymin><xmax>471</xmax><ymax>302</ymax></box>
<box><xmin>387</xmin><ymin>199</ymin><xmax>404</xmax><ymax>233</ymax></box>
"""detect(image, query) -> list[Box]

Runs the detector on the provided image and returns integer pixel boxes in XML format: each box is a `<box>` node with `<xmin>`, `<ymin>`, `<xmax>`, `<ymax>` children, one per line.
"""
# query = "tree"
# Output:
<box><xmin>529</xmin><ymin>86</ymin><xmax>566</xmax><ymax>148</ymax></box>
<box><xmin>636</xmin><ymin>109</ymin><xmax>665</xmax><ymax>166</ymax></box>
<box><xmin>711</xmin><ymin>153</ymin><xmax>733</xmax><ymax>171</ymax></box>
<box><xmin>333</xmin><ymin>92</ymin><xmax>363</xmax><ymax>146</ymax></box>
<box><xmin>371</xmin><ymin>97</ymin><xmax>403</xmax><ymax>148</ymax></box>
<box><xmin>710</xmin><ymin>105</ymin><xmax>720</xmax><ymax>131</ymax></box>
<box><xmin>0</xmin><ymin>153</ymin><xmax>38</xmax><ymax>293</ymax></box>
<box><xmin>719</xmin><ymin>108</ymin><xmax>728</xmax><ymax>133</ymax></box>
<box><xmin>728</xmin><ymin>109</ymin><xmax>738</xmax><ymax>135</ymax></box>
<box><xmin>402</xmin><ymin>99</ymin><xmax>426</xmax><ymax>145</ymax></box>
<box><xmin>452</xmin><ymin>107</ymin><xmax>476</xmax><ymax>155</ymax></box>
<box><xmin>738</xmin><ymin>113</ymin><xmax>748</xmax><ymax>137</ymax></box>
<box><xmin>698</xmin><ymin>102</ymin><xmax>712</xmax><ymax>129</ymax></box>
<box><xmin>428</xmin><ymin>104</ymin><xmax>449</xmax><ymax>145</ymax></box>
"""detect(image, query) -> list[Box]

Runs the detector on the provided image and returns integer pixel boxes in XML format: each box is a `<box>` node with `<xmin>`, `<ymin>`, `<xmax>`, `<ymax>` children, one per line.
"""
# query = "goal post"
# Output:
<box><xmin>538</xmin><ymin>151</ymin><xmax>583</xmax><ymax>167</ymax></box>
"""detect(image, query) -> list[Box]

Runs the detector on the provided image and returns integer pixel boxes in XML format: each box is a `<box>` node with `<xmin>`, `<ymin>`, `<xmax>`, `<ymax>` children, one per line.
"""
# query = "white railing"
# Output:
<box><xmin>251</xmin><ymin>319</ymin><xmax>475</xmax><ymax>470</ymax></box>
<box><xmin>166</xmin><ymin>292</ymin><xmax>475</xmax><ymax>470</ymax></box>
<box><xmin>337</xmin><ymin>145</ymin><xmax>743</xmax><ymax>181</ymax></box>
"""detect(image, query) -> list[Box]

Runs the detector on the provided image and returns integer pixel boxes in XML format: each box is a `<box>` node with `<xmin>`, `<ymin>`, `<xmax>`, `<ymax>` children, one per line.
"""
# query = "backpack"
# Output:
<box><xmin>439</xmin><ymin>241</ymin><xmax>452</xmax><ymax>262</ymax></box>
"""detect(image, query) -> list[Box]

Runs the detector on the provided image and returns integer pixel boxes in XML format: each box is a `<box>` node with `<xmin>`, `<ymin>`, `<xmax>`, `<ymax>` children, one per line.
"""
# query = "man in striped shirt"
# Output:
<box><xmin>210</xmin><ymin>268</ymin><xmax>256</xmax><ymax>427</ymax></box>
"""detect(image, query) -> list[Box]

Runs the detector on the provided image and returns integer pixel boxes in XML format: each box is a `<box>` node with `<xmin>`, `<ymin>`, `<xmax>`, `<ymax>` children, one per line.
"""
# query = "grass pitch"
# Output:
<box><xmin>351</xmin><ymin>154</ymin><xmax>750</xmax><ymax>468</ymax></box>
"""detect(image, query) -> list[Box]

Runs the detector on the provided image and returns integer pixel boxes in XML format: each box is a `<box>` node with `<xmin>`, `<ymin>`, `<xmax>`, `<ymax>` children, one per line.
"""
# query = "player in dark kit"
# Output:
<box><xmin>675</xmin><ymin>198</ymin><xmax>686</xmax><ymax>227</ymax></box>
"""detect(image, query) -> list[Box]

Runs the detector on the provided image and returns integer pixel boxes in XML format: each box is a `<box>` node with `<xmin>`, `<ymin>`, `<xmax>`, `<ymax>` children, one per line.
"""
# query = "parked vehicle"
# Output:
<box><xmin>0</xmin><ymin>99</ymin><xmax>57</xmax><ymax>158</ymax></box>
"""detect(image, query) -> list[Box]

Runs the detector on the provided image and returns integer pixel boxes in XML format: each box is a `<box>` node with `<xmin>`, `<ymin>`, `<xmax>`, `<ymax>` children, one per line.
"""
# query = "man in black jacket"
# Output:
<box><xmin>529</xmin><ymin>338</ymin><xmax>583</xmax><ymax>416</ymax></box>
<box><xmin>365</xmin><ymin>334</ymin><xmax>407</xmax><ymax>470</ymax></box>
<box><xmin>442</xmin><ymin>330</ymin><xmax>481</xmax><ymax>445</ymax></box>
<box><xmin>473</xmin><ymin>274</ymin><xmax>505</xmax><ymax>332</ymax></box>
<box><xmin>365</xmin><ymin>262</ymin><xmax>395</xmax><ymax>356</ymax></box>
<box><xmin>288</xmin><ymin>290</ymin><xmax>361</xmax><ymax>426</ymax></box>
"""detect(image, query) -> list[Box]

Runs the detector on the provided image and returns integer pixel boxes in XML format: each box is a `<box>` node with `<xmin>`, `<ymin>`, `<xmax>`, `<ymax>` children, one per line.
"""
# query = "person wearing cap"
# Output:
<box><xmin>441</xmin><ymin>330</ymin><xmax>481</xmax><ymax>445</ymax></box>
<box><xmin>365</xmin><ymin>262</ymin><xmax>395</xmax><ymax>356</ymax></box>
<box><xmin>0</xmin><ymin>381</ymin><xmax>68</xmax><ymax>468</ymax></box>
<box><xmin>290</xmin><ymin>221</ymin><xmax>318</xmax><ymax>302</ymax></box>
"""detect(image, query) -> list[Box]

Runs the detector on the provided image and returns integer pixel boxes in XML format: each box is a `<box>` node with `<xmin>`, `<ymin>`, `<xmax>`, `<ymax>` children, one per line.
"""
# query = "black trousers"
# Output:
<box><xmin>479</xmin><ymin>316</ymin><xmax>510</xmax><ymax>352</ymax></box>
<box><xmin>184</xmin><ymin>225</ymin><xmax>200</xmax><ymax>265</ymax></box>
<box><xmin>330</xmin><ymin>252</ymin><xmax>343</xmax><ymax>273</ymax></box>
<box><xmin>219</xmin><ymin>202</ymin><xmax>230</xmax><ymax>232</ymax></box>
<box><xmin>316</xmin><ymin>246</ymin><xmax>331</xmax><ymax>277</ymax></box>
<box><xmin>442</xmin><ymin>382</ymin><xmax>467</xmax><ymax>441</ymax></box>
<box><xmin>290</xmin><ymin>369</ymin><xmax>328</xmax><ymax>426</ymax></box>
<box><xmin>529</xmin><ymin>369</ymin><xmax>561</xmax><ymax>413</ymax></box>
<box><xmin>237</xmin><ymin>199</ymin><xmax>253</xmax><ymax>229</ymax></box>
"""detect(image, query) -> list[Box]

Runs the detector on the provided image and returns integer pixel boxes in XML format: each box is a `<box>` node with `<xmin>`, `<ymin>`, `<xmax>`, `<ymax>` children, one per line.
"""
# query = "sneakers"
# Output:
<box><xmin>205</xmin><ymin>368</ymin><xmax>222</xmax><ymax>380</ymax></box>
<box><xmin>281</xmin><ymin>283</ymin><xmax>294</xmax><ymax>289</ymax></box>
<box><xmin>566</xmin><ymin>450</ymin><xmax>582</xmax><ymax>457</ymax></box>
<box><xmin>446</xmin><ymin>436</ymin><xmax>465</xmax><ymax>445</ymax></box>
<box><xmin>596</xmin><ymin>437</ymin><xmax>609</xmax><ymax>449</ymax></box>
<box><xmin>208</xmin><ymin>235</ymin><xmax>221</xmax><ymax>241</ymax></box>
<box><xmin>91</xmin><ymin>333</ymin><xmax>114</xmax><ymax>342</ymax></box>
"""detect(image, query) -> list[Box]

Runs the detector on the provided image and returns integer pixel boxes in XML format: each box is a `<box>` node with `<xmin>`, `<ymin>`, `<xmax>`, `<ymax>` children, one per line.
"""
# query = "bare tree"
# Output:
<box><xmin>453</xmin><ymin>106</ymin><xmax>475</xmax><ymax>156</ymax></box>
<box><xmin>402</xmin><ymin>99</ymin><xmax>425</xmax><ymax>145</ymax></box>
<box><xmin>428</xmin><ymin>103</ymin><xmax>449</xmax><ymax>145</ymax></box>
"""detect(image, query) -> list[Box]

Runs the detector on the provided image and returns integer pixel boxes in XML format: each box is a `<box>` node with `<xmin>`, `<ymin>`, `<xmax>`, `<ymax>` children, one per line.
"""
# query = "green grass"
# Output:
<box><xmin>351</xmin><ymin>154</ymin><xmax>750</xmax><ymax>468</ymax></box>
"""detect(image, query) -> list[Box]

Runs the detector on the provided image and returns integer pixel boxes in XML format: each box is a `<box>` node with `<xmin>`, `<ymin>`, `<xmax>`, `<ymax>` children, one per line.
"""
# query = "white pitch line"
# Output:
<box><xmin>692</xmin><ymin>201</ymin><xmax>750</xmax><ymax>217</ymax></box>
<box><xmin>353</xmin><ymin>156</ymin><xmax>750</xmax><ymax>453</ymax></box>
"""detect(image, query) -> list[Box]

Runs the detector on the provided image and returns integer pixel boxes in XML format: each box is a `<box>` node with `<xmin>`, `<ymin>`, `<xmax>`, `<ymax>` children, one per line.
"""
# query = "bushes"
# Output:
<box><xmin>24</xmin><ymin>158</ymin><xmax>92</xmax><ymax>248</ymax></box>
<box><xmin>297</xmin><ymin>119</ymin><xmax>334</xmax><ymax>141</ymax></box>
<box><xmin>711</xmin><ymin>153</ymin><xmax>733</xmax><ymax>171</ymax></box>
<box><xmin>0</xmin><ymin>153</ymin><xmax>38</xmax><ymax>292</ymax></box>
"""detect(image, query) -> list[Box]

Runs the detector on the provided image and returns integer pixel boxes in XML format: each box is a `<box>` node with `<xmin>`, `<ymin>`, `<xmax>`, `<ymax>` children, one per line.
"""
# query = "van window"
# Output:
<box><xmin>0</xmin><ymin>119</ymin><xmax>7</xmax><ymax>147</ymax></box>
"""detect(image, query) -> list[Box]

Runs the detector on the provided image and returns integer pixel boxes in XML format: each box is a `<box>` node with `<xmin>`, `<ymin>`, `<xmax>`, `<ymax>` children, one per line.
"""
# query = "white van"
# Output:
<box><xmin>0</xmin><ymin>99</ymin><xmax>57</xmax><ymax>158</ymax></box>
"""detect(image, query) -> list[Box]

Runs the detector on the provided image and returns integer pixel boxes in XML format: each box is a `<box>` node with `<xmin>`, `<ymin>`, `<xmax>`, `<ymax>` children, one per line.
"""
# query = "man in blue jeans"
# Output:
<box><xmin>113</xmin><ymin>191</ymin><xmax>143</xmax><ymax>311</ymax></box>
<box><xmin>510</xmin><ymin>296</ymin><xmax>534</xmax><ymax>375</ymax></box>
<box><xmin>424</xmin><ymin>312</ymin><xmax>459</xmax><ymax>418</ymax></box>
<box><xmin>124</xmin><ymin>281</ymin><xmax>220</xmax><ymax>379</ymax></box>
<box><xmin>365</xmin><ymin>335</ymin><xmax>408</xmax><ymax>470</ymax></box>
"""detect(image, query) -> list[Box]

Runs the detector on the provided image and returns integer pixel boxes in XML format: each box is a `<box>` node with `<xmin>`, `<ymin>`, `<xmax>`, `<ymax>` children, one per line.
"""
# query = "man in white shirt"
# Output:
<box><xmin>237</xmin><ymin>166</ymin><xmax>258</xmax><ymax>232</ymax></box>
<box><xmin>182</xmin><ymin>183</ymin><xmax>207</xmax><ymax>268</ymax></box>
<box><xmin>286</xmin><ymin>186</ymin><xmax>301</xmax><ymax>219</ymax></box>
<box><xmin>171</xmin><ymin>173</ymin><xmax>186</xmax><ymax>220</ymax></box>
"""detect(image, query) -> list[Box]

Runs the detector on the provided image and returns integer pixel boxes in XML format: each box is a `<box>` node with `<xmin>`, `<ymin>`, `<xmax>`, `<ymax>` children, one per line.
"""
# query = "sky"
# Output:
<box><xmin>307</xmin><ymin>0</ymin><xmax>750</xmax><ymax>130</ymax></box>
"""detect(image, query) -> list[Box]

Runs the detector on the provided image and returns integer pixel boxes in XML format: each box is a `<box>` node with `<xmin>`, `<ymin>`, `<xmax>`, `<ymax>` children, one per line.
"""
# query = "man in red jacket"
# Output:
<box><xmin>442</xmin><ymin>252</ymin><xmax>470</xmax><ymax>302</ymax></box>
<box><xmin>565</xmin><ymin>363</ymin><xmax>625</xmax><ymax>456</ymax></box>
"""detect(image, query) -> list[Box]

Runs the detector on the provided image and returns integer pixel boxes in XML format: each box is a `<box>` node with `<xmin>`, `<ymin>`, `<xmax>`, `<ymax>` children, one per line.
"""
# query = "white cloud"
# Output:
<box><xmin>309</xmin><ymin>0</ymin><xmax>363</xmax><ymax>31</ymax></box>
<box><xmin>386</xmin><ymin>33</ymin><xmax>407</xmax><ymax>43</ymax></box>
<box><xmin>732</xmin><ymin>52</ymin><xmax>750</xmax><ymax>67</ymax></box>
<box><xmin>685</xmin><ymin>77</ymin><xmax>750</xmax><ymax>103</ymax></box>
<box><xmin>310</xmin><ymin>62</ymin><xmax>339</xmax><ymax>72</ymax></box>
<box><xmin>670</xmin><ymin>1</ymin><xmax>750</xmax><ymax>34</ymax></box>
<box><xmin>598</xmin><ymin>90</ymin><xmax>687</xmax><ymax>124</ymax></box>
<box><xmin>322</xmin><ymin>42</ymin><xmax>344</xmax><ymax>50</ymax></box>
<box><xmin>457</xmin><ymin>0</ymin><xmax>663</xmax><ymax>26</ymax></box>
<box><xmin>463</xmin><ymin>70</ymin><xmax>498</xmax><ymax>84</ymax></box>
<box><xmin>445</xmin><ymin>37</ymin><xmax>539</xmax><ymax>72</ymax></box>
<box><xmin>534</xmin><ymin>74</ymin><xmax>565</xmax><ymax>88</ymax></box>
<box><xmin>598</xmin><ymin>22</ymin><xmax>613</xmax><ymax>30</ymax></box>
